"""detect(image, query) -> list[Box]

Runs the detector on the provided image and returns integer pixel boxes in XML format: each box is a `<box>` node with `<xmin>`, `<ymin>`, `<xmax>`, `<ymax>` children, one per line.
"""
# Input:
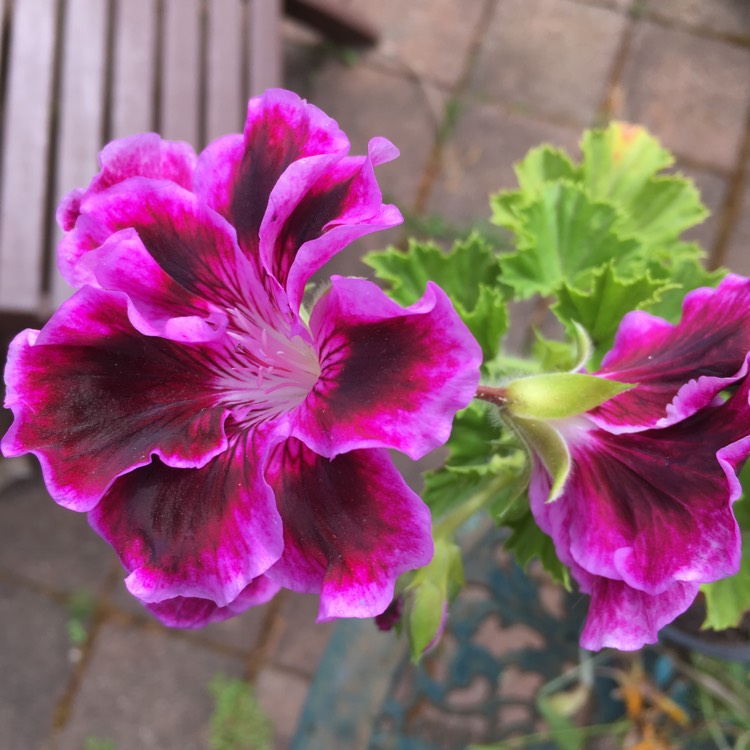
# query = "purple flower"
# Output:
<box><xmin>2</xmin><ymin>89</ymin><xmax>482</xmax><ymax>627</ymax></box>
<box><xmin>529</xmin><ymin>275</ymin><xmax>750</xmax><ymax>650</ymax></box>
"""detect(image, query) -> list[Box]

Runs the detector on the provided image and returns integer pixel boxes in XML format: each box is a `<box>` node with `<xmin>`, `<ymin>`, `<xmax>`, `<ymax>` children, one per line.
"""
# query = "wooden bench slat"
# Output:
<box><xmin>49</xmin><ymin>0</ymin><xmax>109</xmax><ymax>310</ymax></box>
<box><xmin>0</xmin><ymin>0</ymin><xmax>57</xmax><ymax>313</ymax></box>
<box><xmin>110</xmin><ymin>0</ymin><xmax>158</xmax><ymax>139</ymax></box>
<box><xmin>206</xmin><ymin>0</ymin><xmax>245</xmax><ymax>144</ymax></box>
<box><xmin>249</xmin><ymin>0</ymin><xmax>282</xmax><ymax>97</ymax></box>
<box><xmin>161</xmin><ymin>0</ymin><xmax>201</xmax><ymax>146</ymax></box>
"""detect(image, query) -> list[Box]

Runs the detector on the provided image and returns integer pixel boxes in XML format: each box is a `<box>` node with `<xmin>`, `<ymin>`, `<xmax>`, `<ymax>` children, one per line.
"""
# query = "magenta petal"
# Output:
<box><xmin>81</xmin><ymin>229</ymin><xmax>228</xmax><ymax>343</ymax></box>
<box><xmin>532</xmin><ymin>376</ymin><xmax>750</xmax><ymax>599</ymax></box>
<box><xmin>265</xmin><ymin>438</ymin><xmax>433</xmax><ymax>620</ymax></box>
<box><xmin>592</xmin><ymin>274</ymin><xmax>750</xmax><ymax>432</ymax></box>
<box><xmin>579</xmin><ymin>575</ymin><xmax>700</xmax><ymax>651</ymax></box>
<box><xmin>59</xmin><ymin>179</ymin><xmax>259</xmax><ymax>311</ymax></box>
<box><xmin>146</xmin><ymin>576</ymin><xmax>280</xmax><ymax>628</ymax></box>
<box><xmin>260</xmin><ymin>137</ymin><xmax>402</xmax><ymax>312</ymax></box>
<box><xmin>293</xmin><ymin>277</ymin><xmax>482</xmax><ymax>460</ymax></box>
<box><xmin>194</xmin><ymin>89</ymin><xmax>349</xmax><ymax>260</ymax></box>
<box><xmin>90</xmin><ymin>433</ymin><xmax>283</xmax><ymax>606</ymax></box>
<box><xmin>1</xmin><ymin>288</ymin><xmax>230</xmax><ymax>510</ymax></box>
<box><xmin>57</xmin><ymin>133</ymin><xmax>197</xmax><ymax>232</ymax></box>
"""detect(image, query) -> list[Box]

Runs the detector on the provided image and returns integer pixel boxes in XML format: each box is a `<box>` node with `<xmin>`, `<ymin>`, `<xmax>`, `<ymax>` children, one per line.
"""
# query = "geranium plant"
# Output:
<box><xmin>2</xmin><ymin>90</ymin><xmax>749</xmax><ymax>661</ymax></box>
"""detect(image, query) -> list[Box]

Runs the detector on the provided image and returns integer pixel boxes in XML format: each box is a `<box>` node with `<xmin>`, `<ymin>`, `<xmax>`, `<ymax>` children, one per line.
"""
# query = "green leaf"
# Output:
<box><xmin>505</xmin><ymin>372</ymin><xmax>634</xmax><ymax>420</ymax></box>
<box><xmin>423</xmin><ymin>403</ymin><xmax>528</xmax><ymax>521</ymax></box>
<box><xmin>581</xmin><ymin>122</ymin><xmax>673</xmax><ymax>205</ymax></box>
<box><xmin>504</xmin><ymin>510</ymin><xmax>571</xmax><ymax>590</ymax></box>
<box><xmin>496</xmin><ymin>182</ymin><xmax>640</xmax><ymax>298</ymax></box>
<box><xmin>582</xmin><ymin>123</ymin><xmax>707</xmax><ymax>244</ymax></box>
<box><xmin>515</xmin><ymin>145</ymin><xmax>582</xmax><ymax>193</ymax></box>
<box><xmin>552</xmin><ymin>263</ymin><xmax>669</xmax><ymax>366</ymax></box>
<box><xmin>641</xmin><ymin>258</ymin><xmax>726</xmax><ymax>323</ymax></box>
<box><xmin>702</xmin><ymin>498</ymin><xmax>750</xmax><ymax>630</ymax></box>
<box><xmin>363</xmin><ymin>235</ymin><xmax>508</xmax><ymax>361</ymax></box>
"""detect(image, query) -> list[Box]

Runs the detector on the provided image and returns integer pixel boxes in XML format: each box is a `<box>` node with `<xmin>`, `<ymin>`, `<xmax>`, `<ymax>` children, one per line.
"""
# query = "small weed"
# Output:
<box><xmin>66</xmin><ymin>589</ymin><xmax>97</xmax><ymax>647</ymax></box>
<box><xmin>84</xmin><ymin>738</ymin><xmax>116</xmax><ymax>750</ymax></box>
<box><xmin>208</xmin><ymin>674</ymin><xmax>273</xmax><ymax>750</ymax></box>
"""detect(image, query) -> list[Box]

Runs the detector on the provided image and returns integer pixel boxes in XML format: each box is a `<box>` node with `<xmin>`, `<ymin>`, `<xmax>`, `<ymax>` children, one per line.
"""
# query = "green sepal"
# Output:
<box><xmin>505</xmin><ymin>372</ymin><xmax>634</xmax><ymax>421</ymax></box>
<box><xmin>511</xmin><ymin>417</ymin><xmax>570</xmax><ymax>503</ymax></box>
<box><xmin>404</xmin><ymin>538</ymin><xmax>464</xmax><ymax>661</ymax></box>
<box><xmin>363</xmin><ymin>235</ymin><xmax>508</xmax><ymax>362</ymax></box>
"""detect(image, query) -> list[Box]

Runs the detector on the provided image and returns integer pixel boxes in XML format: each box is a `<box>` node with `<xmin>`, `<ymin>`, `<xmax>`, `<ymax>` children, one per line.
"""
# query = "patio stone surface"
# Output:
<box><xmin>2</xmin><ymin>0</ymin><xmax>750</xmax><ymax>747</ymax></box>
<box><xmin>54</xmin><ymin>622</ymin><xmax>243</xmax><ymax>750</ymax></box>
<box><xmin>643</xmin><ymin>0</ymin><xmax>750</xmax><ymax>39</ymax></box>
<box><xmin>0</xmin><ymin>480</ymin><xmax>116</xmax><ymax>594</ymax></box>
<box><xmin>617</xmin><ymin>21</ymin><xmax>750</xmax><ymax>171</ymax></box>
<box><xmin>0</xmin><ymin>580</ymin><xmax>71</xmax><ymax>750</ymax></box>
<box><xmin>256</xmin><ymin>667</ymin><xmax>310</xmax><ymax>750</ymax></box>
<box><xmin>427</xmin><ymin>100</ymin><xmax>581</xmax><ymax>228</ymax></box>
<box><xmin>341</xmin><ymin>0</ymin><xmax>487</xmax><ymax>89</ymax></box>
<box><xmin>468</xmin><ymin>0</ymin><xmax>627</xmax><ymax>127</ymax></box>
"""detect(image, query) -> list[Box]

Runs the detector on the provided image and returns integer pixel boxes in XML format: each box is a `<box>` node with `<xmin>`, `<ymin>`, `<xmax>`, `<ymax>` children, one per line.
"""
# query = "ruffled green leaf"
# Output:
<box><xmin>496</xmin><ymin>182</ymin><xmax>640</xmax><ymax>298</ymax></box>
<box><xmin>552</xmin><ymin>263</ymin><xmax>669</xmax><ymax>366</ymax></box>
<box><xmin>515</xmin><ymin>145</ymin><xmax>582</xmax><ymax>193</ymax></box>
<box><xmin>641</xmin><ymin>257</ymin><xmax>726</xmax><ymax>323</ymax></box>
<box><xmin>364</xmin><ymin>235</ymin><xmax>508</xmax><ymax>361</ymax></box>
<box><xmin>423</xmin><ymin>403</ymin><xmax>528</xmax><ymax>521</ymax></box>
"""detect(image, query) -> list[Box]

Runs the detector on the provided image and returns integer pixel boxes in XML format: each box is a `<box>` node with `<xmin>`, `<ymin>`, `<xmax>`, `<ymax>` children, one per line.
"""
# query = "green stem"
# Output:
<box><xmin>433</xmin><ymin>472</ymin><xmax>519</xmax><ymax>539</ymax></box>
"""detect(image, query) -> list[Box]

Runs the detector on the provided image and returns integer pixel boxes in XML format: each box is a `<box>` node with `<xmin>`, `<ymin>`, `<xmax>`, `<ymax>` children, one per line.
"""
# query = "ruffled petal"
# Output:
<box><xmin>1</xmin><ymin>287</ymin><xmax>230</xmax><ymax>510</ymax></box>
<box><xmin>57</xmin><ymin>133</ymin><xmax>197</xmax><ymax>232</ymax></box>
<box><xmin>579</xmin><ymin>573</ymin><xmax>699</xmax><ymax>651</ymax></box>
<box><xmin>193</xmin><ymin>89</ymin><xmax>349</xmax><ymax>260</ymax></box>
<box><xmin>90</xmin><ymin>432</ymin><xmax>283</xmax><ymax>607</ymax></box>
<box><xmin>260</xmin><ymin>137</ymin><xmax>402</xmax><ymax>312</ymax></box>
<box><xmin>592</xmin><ymin>274</ymin><xmax>750</xmax><ymax>432</ymax></box>
<box><xmin>59</xmin><ymin>179</ymin><xmax>263</xmax><ymax>315</ymax></box>
<box><xmin>264</xmin><ymin>438</ymin><xmax>433</xmax><ymax>620</ymax></box>
<box><xmin>145</xmin><ymin>576</ymin><xmax>280</xmax><ymax>628</ymax></box>
<box><xmin>292</xmin><ymin>277</ymin><xmax>482</xmax><ymax>460</ymax></box>
<box><xmin>532</xmin><ymin>375</ymin><xmax>750</xmax><ymax>598</ymax></box>
<box><xmin>81</xmin><ymin>229</ymin><xmax>229</xmax><ymax>343</ymax></box>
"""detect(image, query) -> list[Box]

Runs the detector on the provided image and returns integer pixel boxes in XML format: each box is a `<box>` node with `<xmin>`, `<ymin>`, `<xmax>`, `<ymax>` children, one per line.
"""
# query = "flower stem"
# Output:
<box><xmin>433</xmin><ymin>472</ymin><xmax>519</xmax><ymax>539</ymax></box>
<box><xmin>474</xmin><ymin>384</ymin><xmax>509</xmax><ymax>409</ymax></box>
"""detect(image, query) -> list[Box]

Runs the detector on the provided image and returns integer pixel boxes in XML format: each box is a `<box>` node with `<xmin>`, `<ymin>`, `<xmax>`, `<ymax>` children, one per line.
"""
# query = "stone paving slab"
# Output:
<box><xmin>0</xmin><ymin>579</ymin><xmax>72</xmax><ymax>750</ymax></box>
<box><xmin>53</xmin><ymin>621</ymin><xmax>244</xmax><ymax>750</ymax></box>
<box><xmin>428</xmin><ymin>100</ymin><xmax>581</xmax><ymax>226</ymax></box>
<box><xmin>468</xmin><ymin>0</ymin><xmax>627</xmax><ymax>128</ymax></box>
<box><xmin>643</xmin><ymin>0</ymin><xmax>750</xmax><ymax>40</ymax></box>
<box><xmin>725</xmin><ymin>182</ymin><xmax>750</xmax><ymax>275</ymax></box>
<box><xmin>0</xmin><ymin>478</ymin><xmax>116</xmax><ymax>594</ymax></box>
<box><xmin>106</xmin><ymin>572</ymin><xmax>273</xmax><ymax>655</ymax></box>
<box><xmin>256</xmin><ymin>666</ymin><xmax>310</xmax><ymax>750</ymax></box>
<box><xmin>271</xmin><ymin>593</ymin><xmax>336</xmax><ymax>678</ymax></box>
<box><xmin>675</xmin><ymin>163</ymin><xmax>729</xmax><ymax>253</ymax></box>
<box><xmin>617</xmin><ymin>20</ymin><xmax>750</xmax><ymax>171</ymax></box>
<box><xmin>340</xmin><ymin>0</ymin><xmax>487</xmax><ymax>89</ymax></box>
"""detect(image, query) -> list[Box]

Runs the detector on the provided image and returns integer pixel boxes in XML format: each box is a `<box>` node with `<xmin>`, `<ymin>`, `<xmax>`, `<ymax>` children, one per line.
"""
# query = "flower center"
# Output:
<box><xmin>215</xmin><ymin>306</ymin><xmax>320</xmax><ymax>428</ymax></box>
